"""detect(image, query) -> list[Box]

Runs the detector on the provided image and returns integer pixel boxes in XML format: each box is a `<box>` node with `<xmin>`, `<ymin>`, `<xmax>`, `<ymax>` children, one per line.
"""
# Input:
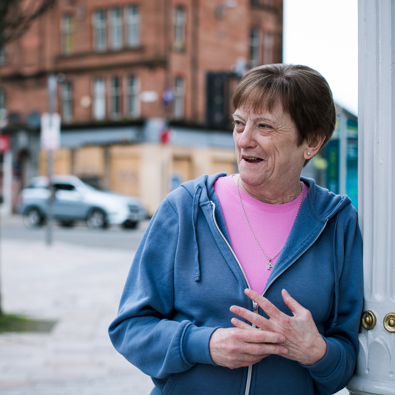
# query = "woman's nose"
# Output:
<box><xmin>238</xmin><ymin>122</ymin><xmax>256</xmax><ymax>148</ymax></box>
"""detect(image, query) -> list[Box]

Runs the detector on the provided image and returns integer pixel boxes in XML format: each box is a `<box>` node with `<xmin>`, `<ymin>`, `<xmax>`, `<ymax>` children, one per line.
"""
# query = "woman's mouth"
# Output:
<box><xmin>242</xmin><ymin>156</ymin><xmax>263</xmax><ymax>163</ymax></box>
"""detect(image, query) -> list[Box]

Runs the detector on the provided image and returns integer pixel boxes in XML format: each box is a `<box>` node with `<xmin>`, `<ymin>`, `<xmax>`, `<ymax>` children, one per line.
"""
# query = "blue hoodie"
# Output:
<box><xmin>109</xmin><ymin>173</ymin><xmax>363</xmax><ymax>395</ymax></box>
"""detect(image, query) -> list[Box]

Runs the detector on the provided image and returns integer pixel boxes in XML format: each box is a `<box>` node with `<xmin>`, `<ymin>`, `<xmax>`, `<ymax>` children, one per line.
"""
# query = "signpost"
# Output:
<box><xmin>41</xmin><ymin>74</ymin><xmax>61</xmax><ymax>246</ymax></box>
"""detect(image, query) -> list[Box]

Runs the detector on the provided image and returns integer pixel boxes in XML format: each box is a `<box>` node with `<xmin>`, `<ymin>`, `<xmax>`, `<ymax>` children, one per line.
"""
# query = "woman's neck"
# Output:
<box><xmin>235</xmin><ymin>175</ymin><xmax>303</xmax><ymax>205</ymax></box>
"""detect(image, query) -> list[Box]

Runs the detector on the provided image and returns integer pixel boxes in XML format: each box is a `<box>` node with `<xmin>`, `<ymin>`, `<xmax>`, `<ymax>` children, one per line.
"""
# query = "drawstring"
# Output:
<box><xmin>192</xmin><ymin>185</ymin><xmax>203</xmax><ymax>282</ymax></box>
<box><xmin>331</xmin><ymin>214</ymin><xmax>340</xmax><ymax>328</ymax></box>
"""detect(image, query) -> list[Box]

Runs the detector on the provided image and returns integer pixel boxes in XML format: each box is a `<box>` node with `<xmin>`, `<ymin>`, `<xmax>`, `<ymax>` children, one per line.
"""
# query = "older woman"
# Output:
<box><xmin>109</xmin><ymin>64</ymin><xmax>363</xmax><ymax>395</ymax></box>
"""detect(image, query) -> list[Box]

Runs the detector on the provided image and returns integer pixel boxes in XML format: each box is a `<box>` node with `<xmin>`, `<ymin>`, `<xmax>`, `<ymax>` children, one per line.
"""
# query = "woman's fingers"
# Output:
<box><xmin>230</xmin><ymin>290</ymin><xmax>327</xmax><ymax>366</ymax></box>
<box><xmin>230</xmin><ymin>305</ymin><xmax>273</xmax><ymax>331</ymax></box>
<box><xmin>244</xmin><ymin>289</ymin><xmax>284</xmax><ymax>321</ymax></box>
<box><xmin>236</xmin><ymin>325</ymin><xmax>286</xmax><ymax>344</ymax></box>
<box><xmin>209</xmin><ymin>327</ymin><xmax>287</xmax><ymax>369</ymax></box>
<box><xmin>231</xmin><ymin>317</ymin><xmax>254</xmax><ymax>330</ymax></box>
<box><xmin>281</xmin><ymin>289</ymin><xmax>304</xmax><ymax>315</ymax></box>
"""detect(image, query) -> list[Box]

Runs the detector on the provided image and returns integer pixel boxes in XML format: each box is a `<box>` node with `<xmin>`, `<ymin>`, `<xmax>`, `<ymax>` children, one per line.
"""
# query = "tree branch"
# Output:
<box><xmin>0</xmin><ymin>0</ymin><xmax>56</xmax><ymax>47</ymax></box>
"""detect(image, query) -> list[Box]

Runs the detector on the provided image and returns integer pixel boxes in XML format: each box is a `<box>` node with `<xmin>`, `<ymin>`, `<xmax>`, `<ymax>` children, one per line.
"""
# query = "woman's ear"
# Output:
<box><xmin>303</xmin><ymin>135</ymin><xmax>326</xmax><ymax>160</ymax></box>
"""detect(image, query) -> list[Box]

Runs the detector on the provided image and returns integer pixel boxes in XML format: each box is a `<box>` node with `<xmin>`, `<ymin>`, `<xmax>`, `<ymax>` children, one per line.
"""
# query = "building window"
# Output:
<box><xmin>110</xmin><ymin>7</ymin><xmax>122</xmax><ymax>50</ymax></box>
<box><xmin>250</xmin><ymin>28</ymin><xmax>260</xmax><ymax>68</ymax></box>
<box><xmin>127</xmin><ymin>5</ymin><xmax>140</xmax><ymax>48</ymax></box>
<box><xmin>0</xmin><ymin>46</ymin><xmax>5</xmax><ymax>64</ymax></box>
<box><xmin>174</xmin><ymin>6</ymin><xmax>186</xmax><ymax>50</ymax></box>
<box><xmin>93</xmin><ymin>9</ymin><xmax>107</xmax><ymax>51</ymax></box>
<box><xmin>0</xmin><ymin>88</ymin><xmax>5</xmax><ymax>110</ymax></box>
<box><xmin>263</xmin><ymin>32</ymin><xmax>274</xmax><ymax>64</ymax></box>
<box><xmin>62</xmin><ymin>82</ymin><xmax>73</xmax><ymax>122</ymax></box>
<box><xmin>61</xmin><ymin>14</ymin><xmax>74</xmax><ymax>55</ymax></box>
<box><xmin>174</xmin><ymin>76</ymin><xmax>184</xmax><ymax>118</ymax></box>
<box><xmin>126</xmin><ymin>75</ymin><xmax>139</xmax><ymax>116</ymax></box>
<box><xmin>110</xmin><ymin>76</ymin><xmax>121</xmax><ymax>118</ymax></box>
<box><xmin>93</xmin><ymin>78</ymin><xmax>106</xmax><ymax>120</ymax></box>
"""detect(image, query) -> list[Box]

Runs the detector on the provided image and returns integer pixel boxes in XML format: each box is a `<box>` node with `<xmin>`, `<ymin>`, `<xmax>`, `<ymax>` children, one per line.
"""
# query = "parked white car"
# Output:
<box><xmin>17</xmin><ymin>175</ymin><xmax>147</xmax><ymax>230</ymax></box>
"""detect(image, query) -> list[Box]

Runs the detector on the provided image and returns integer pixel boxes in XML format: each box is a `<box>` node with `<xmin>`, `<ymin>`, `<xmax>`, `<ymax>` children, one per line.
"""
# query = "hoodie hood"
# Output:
<box><xmin>182</xmin><ymin>173</ymin><xmax>352</xmax><ymax>221</ymax></box>
<box><xmin>181</xmin><ymin>173</ymin><xmax>353</xmax><ymax>286</ymax></box>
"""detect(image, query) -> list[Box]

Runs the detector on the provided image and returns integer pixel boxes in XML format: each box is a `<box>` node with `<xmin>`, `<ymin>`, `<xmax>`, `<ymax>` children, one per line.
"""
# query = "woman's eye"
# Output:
<box><xmin>233</xmin><ymin>120</ymin><xmax>243</xmax><ymax>129</ymax></box>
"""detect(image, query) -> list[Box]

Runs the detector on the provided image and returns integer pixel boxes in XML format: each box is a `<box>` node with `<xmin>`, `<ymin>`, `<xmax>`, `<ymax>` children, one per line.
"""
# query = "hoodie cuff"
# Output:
<box><xmin>301</xmin><ymin>337</ymin><xmax>342</xmax><ymax>379</ymax></box>
<box><xmin>182</xmin><ymin>325</ymin><xmax>218</xmax><ymax>366</ymax></box>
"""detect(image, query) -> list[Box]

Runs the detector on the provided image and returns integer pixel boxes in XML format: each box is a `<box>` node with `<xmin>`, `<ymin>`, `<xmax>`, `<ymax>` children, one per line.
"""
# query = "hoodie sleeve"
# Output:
<box><xmin>302</xmin><ymin>204</ymin><xmax>363</xmax><ymax>394</ymax></box>
<box><xmin>108</xmin><ymin>197</ymin><xmax>217</xmax><ymax>379</ymax></box>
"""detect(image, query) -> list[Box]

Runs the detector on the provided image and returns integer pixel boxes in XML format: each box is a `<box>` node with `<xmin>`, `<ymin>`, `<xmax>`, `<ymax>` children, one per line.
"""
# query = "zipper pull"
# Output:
<box><xmin>253</xmin><ymin>301</ymin><xmax>258</xmax><ymax>313</ymax></box>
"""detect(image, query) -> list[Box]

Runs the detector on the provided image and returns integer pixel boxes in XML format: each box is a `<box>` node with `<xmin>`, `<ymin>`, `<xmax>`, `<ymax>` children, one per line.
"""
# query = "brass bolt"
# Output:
<box><xmin>362</xmin><ymin>310</ymin><xmax>377</xmax><ymax>330</ymax></box>
<box><xmin>384</xmin><ymin>313</ymin><xmax>395</xmax><ymax>333</ymax></box>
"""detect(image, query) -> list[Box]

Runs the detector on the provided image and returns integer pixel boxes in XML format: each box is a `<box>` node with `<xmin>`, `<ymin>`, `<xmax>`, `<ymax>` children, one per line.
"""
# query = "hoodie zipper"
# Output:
<box><xmin>210</xmin><ymin>201</ymin><xmax>329</xmax><ymax>395</ymax></box>
<box><xmin>210</xmin><ymin>201</ymin><xmax>254</xmax><ymax>395</ymax></box>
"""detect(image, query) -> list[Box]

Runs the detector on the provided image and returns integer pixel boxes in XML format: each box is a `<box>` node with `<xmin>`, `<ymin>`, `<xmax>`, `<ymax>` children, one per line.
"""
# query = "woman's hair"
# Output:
<box><xmin>232</xmin><ymin>64</ymin><xmax>336</xmax><ymax>148</ymax></box>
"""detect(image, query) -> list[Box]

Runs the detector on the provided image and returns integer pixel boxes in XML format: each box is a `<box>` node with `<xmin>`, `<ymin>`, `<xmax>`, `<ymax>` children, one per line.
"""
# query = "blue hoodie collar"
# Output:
<box><xmin>182</xmin><ymin>173</ymin><xmax>352</xmax><ymax>284</ymax></box>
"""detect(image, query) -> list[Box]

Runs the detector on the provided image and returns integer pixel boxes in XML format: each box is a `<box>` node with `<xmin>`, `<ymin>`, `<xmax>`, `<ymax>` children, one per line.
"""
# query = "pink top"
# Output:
<box><xmin>214</xmin><ymin>175</ymin><xmax>309</xmax><ymax>294</ymax></box>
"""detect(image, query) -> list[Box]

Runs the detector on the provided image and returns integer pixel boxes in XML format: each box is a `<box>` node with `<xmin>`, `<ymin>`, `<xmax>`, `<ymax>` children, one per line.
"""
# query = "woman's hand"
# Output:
<box><xmin>209</xmin><ymin>326</ymin><xmax>287</xmax><ymax>369</ymax></box>
<box><xmin>230</xmin><ymin>289</ymin><xmax>327</xmax><ymax>366</ymax></box>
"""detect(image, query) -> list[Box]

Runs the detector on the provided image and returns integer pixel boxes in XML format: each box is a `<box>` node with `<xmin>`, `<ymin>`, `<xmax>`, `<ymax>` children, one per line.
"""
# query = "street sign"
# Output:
<box><xmin>41</xmin><ymin>112</ymin><xmax>61</xmax><ymax>150</ymax></box>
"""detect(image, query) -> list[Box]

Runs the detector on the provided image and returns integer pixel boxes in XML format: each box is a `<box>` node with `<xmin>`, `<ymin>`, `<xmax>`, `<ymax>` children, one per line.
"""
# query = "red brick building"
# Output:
<box><xmin>0</xmin><ymin>0</ymin><xmax>283</xmax><ymax>212</ymax></box>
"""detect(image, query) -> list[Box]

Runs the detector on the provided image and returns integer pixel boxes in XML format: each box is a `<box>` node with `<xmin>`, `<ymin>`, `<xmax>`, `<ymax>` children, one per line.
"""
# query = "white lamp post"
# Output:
<box><xmin>347</xmin><ymin>1</ymin><xmax>395</xmax><ymax>394</ymax></box>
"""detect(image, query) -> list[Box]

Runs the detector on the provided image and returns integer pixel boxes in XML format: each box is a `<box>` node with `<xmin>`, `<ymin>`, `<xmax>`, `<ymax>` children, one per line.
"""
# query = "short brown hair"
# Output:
<box><xmin>232</xmin><ymin>64</ymin><xmax>336</xmax><ymax>148</ymax></box>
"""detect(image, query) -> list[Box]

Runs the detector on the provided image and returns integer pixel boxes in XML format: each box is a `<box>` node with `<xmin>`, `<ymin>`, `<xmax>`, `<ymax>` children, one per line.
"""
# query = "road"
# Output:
<box><xmin>0</xmin><ymin>214</ymin><xmax>149</xmax><ymax>250</ymax></box>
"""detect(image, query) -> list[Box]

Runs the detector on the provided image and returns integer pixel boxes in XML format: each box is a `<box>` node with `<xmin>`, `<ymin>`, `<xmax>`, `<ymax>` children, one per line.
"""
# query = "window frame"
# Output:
<box><xmin>127</xmin><ymin>5</ymin><xmax>140</xmax><ymax>48</ymax></box>
<box><xmin>173</xmin><ymin>76</ymin><xmax>184</xmax><ymax>119</ymax></box>
<box><xmin>263</xmin><ymin>32</ymin><xmax>274</xmax><ymax>64</ymax></box>
<box><xmin>174</xmin><ymin>6</ymin><xmax>186</xmax><ymax>50</ymax></box>
<box><xmin>62</xmin><ymin>81</ymin><xmax>73</xmax><ymax>122</ymax></box>
<box><xmin>0</xmin><ymin>45</ymin><xmax>6</xmax><ymax>64</ymax></box>
<box><xmin>250</xmin><ymin>28</ymin><xmax>260</xmax><ymax>68</ymax></box>
<box><xmin>93</xmin><ymin>77</ymin><xmax>106</xmax><ymax>120</ymax></box>
<box><xmin>110</xmin><ymin>76</ymin><xmax>121</xmax><ymax>118</ymax></box>
<box><xmin>110</xmin><ymin>7</ymin><xmax>123</xmax><ymax>50</ymax></box>
<box><xmin>93</xmin><ymin>9</ymin><xmax>107</xmax><ymax>52</ymax></box>
<box><xmin>0</xmin><ymin>87</ymin><xmax>5</xmax><ymax>111</ymax></box>
<box><xmin>61</xmin><ymin>14</ymin><xmax>75</xmax><ymax>55</ymax></box>
<box><xmin>126</xmin><ymin>75</ymin><xmax>140</xmax><ymax>117</ymax></box>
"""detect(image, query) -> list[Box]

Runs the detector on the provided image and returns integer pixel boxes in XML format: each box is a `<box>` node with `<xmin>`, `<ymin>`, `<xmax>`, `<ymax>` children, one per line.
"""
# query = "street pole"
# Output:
<box><xmin>46</xmin><ymin>74</ymin><xmax>57</xmax><ymax>246</ymax></box>
<box><xmin>347</xmin><ymin>1</ymin><xmax>395</xmax><ymax>394</ymax></box>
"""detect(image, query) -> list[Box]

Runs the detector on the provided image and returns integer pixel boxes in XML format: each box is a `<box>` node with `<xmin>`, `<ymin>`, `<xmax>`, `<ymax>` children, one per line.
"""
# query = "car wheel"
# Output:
<box><xmin>122</xmin><ymin>220</ymin><xmax>138</xmax><ymax>230</ymax></box>
<box><xmin>86</xmin><ymin>209</ymin><xmax>108</xmax><ymax>230</ymax></box>
<box><xmin>23</xmin><ymin>207</ymin><xmax>44</xmax><ymax>229</ymax></box>
<box><xmin>59</xmin><ymin>220</ymin><xmax>75</xmax><ymax>228</ymax></box>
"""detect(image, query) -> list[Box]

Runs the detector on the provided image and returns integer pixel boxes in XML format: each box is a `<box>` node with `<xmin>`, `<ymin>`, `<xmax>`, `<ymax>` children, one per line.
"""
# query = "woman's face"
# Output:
<box><xmin>233</xmin><ymin>102</ymin><xmax>307</xmax><ymax>197</ymax></box>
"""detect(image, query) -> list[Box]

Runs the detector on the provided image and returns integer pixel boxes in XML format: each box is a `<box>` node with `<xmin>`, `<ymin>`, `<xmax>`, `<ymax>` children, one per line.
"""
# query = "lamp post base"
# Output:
<box><xmin>348</xmin><ymin>376</ymin><xmax>395</xmax><ymax>395</ymax></box>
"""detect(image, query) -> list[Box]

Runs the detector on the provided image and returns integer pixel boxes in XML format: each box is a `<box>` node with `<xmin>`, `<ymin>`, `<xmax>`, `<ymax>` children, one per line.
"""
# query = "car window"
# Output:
<box><xmin>53</xmin><ymin>183</ymin><xmax>76</xmax><ymax>191</ymax></box>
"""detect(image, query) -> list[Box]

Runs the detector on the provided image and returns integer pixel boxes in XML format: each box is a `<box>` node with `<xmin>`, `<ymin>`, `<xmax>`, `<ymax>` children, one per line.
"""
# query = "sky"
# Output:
<box><xmin>283</xmin><ymin>0</ymin><xmax>358</xmax><ymax>115</ymax></box>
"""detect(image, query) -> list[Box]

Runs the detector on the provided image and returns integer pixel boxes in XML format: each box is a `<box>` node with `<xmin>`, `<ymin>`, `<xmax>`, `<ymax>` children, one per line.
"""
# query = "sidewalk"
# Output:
<box><xmin>0</xmin><ymin>235</ymin><xmax>349</xmax><ymax>395</ymax></box>
<box><xmin>0</xmin><ymin>238</ymin><xmax>153</xmax><ymax>394</ymax></box>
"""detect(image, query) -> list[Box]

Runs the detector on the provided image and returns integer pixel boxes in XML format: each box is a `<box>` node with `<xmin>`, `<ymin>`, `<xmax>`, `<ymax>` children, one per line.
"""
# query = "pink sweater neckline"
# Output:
<box><xmin>214</xmin><ymin>175</ymin><xmax>309</xmax><ymax>293</ymax></box>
